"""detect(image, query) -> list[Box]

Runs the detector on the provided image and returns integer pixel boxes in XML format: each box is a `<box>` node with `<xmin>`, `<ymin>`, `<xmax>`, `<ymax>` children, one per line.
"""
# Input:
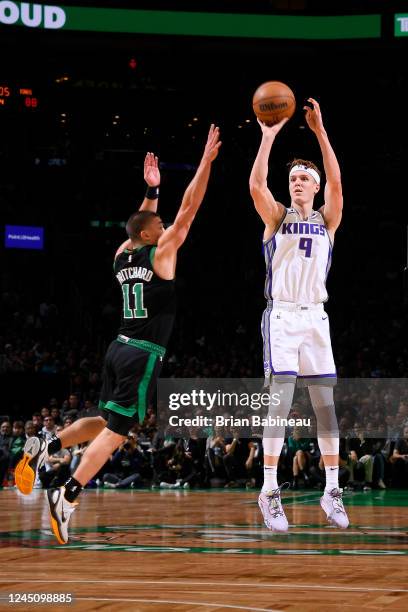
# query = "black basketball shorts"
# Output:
<box><xmin>99</xmin><ymin>336</ymin><xmax>164</xmax><ymax>436</ymax></box>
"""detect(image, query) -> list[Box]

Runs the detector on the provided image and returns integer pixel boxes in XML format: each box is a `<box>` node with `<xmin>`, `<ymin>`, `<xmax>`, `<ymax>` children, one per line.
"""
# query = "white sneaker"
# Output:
<box><xmin>378</xmin><ymin>479</ymin><xmax>386</xmax><ymax>489</ymax></box>
<box><xmin>46</xmin><ymin>486</ymin><xmax>78</xmax><ymax>544</ymax></box>
<box><xmin>160</xmin><ymin>482</ymin><xmax>171</xmax><ymax>488</ymax></box>
<box><xmin>258</xmin><ymin>488</ymin><xmax>289</xmax><ymax>532</ymax></box>
<box><xmin>15</xmin><ymin>436</ymin><xmax>48</xmax><ymax>495</ymax></box>
<box><xmin>320</xmin><ymin>488</ymin><xmax>349</xmax><ymax>529</ymax></box>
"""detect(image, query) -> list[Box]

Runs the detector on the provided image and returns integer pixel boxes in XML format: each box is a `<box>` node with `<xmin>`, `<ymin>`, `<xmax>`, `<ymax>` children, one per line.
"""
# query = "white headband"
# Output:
<box><xmin>289</xmin><ymin>164</ymin><xmax>320</xmax><ymax>185</ymax></box>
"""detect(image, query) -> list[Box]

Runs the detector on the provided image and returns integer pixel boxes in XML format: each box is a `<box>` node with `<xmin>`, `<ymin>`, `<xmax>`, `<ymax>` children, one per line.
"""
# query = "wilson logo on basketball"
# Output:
<box><xmin>259</xmin><ymin>101</ymin><xmax>288</xmax><ymax>111</ymax></box>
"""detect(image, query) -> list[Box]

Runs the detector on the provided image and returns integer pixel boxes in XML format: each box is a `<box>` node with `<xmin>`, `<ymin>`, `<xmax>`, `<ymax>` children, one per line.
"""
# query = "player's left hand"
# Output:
<box><xmin>303</xmin><ymin>98</ymin><xmax>325</xmax><ymax>134</ymax></box>
<box><xmin>144</xmin><ymin>152</ymin><xmax>161</xmax><ymax>186</ymax></box>
<box><xmin>202</xmin><ymin>124</ymin><xmax>222</xmax><ymax>162</ymax></box>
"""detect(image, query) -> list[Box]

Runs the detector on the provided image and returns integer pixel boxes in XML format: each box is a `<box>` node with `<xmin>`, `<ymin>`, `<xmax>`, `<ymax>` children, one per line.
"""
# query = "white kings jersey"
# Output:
<box><xmin>263</xmin><ymin>207</ymin><xmax>333</xmax><ymax>304</ymax></box>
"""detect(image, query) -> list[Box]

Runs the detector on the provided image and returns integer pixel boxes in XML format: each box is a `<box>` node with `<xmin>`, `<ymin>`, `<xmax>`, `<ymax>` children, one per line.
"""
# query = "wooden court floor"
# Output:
<box><xmin>1</xmin><ymin>487</ymin><xmax>407</xmax><ymax>611</ymax></box>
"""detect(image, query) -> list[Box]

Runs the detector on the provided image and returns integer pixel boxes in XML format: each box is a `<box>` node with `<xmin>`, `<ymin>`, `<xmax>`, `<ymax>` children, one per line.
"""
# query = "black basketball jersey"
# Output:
<box><xmin>114</xmin><ymin>245</ymin><xmax>176</xmax><ymax>348</ymax></box>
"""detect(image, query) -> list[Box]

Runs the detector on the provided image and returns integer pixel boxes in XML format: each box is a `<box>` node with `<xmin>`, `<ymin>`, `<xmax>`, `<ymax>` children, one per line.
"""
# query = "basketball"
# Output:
<box><xmin>252</xmin><ymin>81</ymin><xmax>296</xmax><ymax>126</ymax></box>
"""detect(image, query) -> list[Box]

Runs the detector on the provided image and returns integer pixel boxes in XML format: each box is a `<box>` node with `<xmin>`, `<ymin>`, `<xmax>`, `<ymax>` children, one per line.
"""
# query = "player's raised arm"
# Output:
<box><xmin>249</xmin><ymin>118</ymin><xmax>288</xmax><ymax>238</ymax></box>
<box><xmin>139</xmin><ymin>152</ymin><xmax>161</xmax><ymax>212</ymax></box>
<box><xmin>153</xmin><ymin>124</ymin><xmax>221</xmax><ymax>279</ymax></box>
<box><xmin>114</xmin><ymin>152</ymin><xmax>162</xmax><ymax>260</ymax></box>
<box><xmin>304</xmin><ymin>98</ymin><xmax>343</xmax><ymax>234</ymax></box>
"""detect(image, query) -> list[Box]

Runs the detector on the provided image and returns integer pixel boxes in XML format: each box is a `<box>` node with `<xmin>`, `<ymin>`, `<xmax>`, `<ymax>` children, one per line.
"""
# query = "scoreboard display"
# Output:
<box><xmin>0</xmin><ymin>84</ymin><xmax>39</xmax><ymax>109</ymax></box>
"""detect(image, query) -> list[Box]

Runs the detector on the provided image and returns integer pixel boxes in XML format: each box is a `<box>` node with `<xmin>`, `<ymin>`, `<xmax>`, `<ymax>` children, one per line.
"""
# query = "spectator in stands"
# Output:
<box><xmin>0</xmin><ymin>420</ymin><xmax>12</xmax><ymax>487</ymax></box>
<box><xmin>62</xmin><ymin>393</ymin><xmax>80</xmax><ymax>419</ymax></box>
<box><xmin>41</xmin><ymin>415</ymin><xmax>57</xmax><ymax>441</ymax></box>
<box><xmin>389</xmin><ymin>425</ymin><xmax>408</xmax><ymax>488</ymax></box>
<box><xmin>223</xmin><ymin>429</ymin><xmax>249</xmax><ymax>488</ymax></box>
<box><xmin>40</xmin><ymin>426</ymin><xmax>72</xmax><ymax>489</ymax></box>
<box><xmin>288</xmin><ymin>427</ymin><xmax>312</xmax><ymax>489</ymax></box>
<box><xmin>103</xmin><ymin>435</ymin><xmax>147</xmax><ymax>489</ymax></box>
<box><xmin>9</xmin><ymin>421</ymin><xmax>25</xmax><ymax>467</ymax></box>
<box><xmin>50</xmin><ymin>407</ymin><xmax>62</xmax><ymax>426</ymax></box>
<box><xmin>31</xmin><ymin>413</ymin><xmax>43</xmax><ymax>433</ymax></box>
<box><xmin>40</xmin><ymin>407</ymin><xmax>50</xmax><ymax>419</ymax></box>
<box><xmin>24</xmin><ymin>421</ymin><xmax>36</xmax><ymax>440</ymax></box>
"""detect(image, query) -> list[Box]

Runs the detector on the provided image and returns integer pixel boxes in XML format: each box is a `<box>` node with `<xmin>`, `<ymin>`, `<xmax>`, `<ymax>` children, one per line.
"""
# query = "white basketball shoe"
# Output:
<box><xmin>320</xmin><ymin>487</ymin><xmax>349</xmax><ymax>529</ymax></box>
<box><xmin>258</xmin><ymin>487</ymin><xmax>289</xmax><ymax>533</ymax></box>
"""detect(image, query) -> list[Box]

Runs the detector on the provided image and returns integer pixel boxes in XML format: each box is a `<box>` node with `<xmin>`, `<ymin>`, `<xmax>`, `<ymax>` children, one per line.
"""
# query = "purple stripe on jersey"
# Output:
<box><xmin>297</xmin><ymin>373</ymin><xmax>337</xmax><ymax>378</ymax></box>
<box><xmin>325</xmin><ymin>244</ymin><xmax>333</xmax><ymax>279</ymax></box>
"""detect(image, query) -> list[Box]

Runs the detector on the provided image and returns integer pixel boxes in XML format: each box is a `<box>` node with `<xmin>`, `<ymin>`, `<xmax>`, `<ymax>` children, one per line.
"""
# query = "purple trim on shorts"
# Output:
<box><xmin>272</xmin><ymin>369</ymin><xmax>298</xmax><ymax>376</ymax></box>
<box><xmin>297</xmin><ymin>373</ymin><xmax>337</xmax><ymax>378</ymax></box>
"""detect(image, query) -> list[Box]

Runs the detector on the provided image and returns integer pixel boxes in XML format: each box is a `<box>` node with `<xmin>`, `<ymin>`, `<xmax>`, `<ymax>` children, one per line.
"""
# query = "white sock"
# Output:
<box><xmin>262</xmin><ymin>466</ymin><xmax>278</xmax><ymax>492</ymax></box>
<box><xmin>325</xmin><ymin>466</ymin><xmax>339</xmax><ymax>492</ymax></box>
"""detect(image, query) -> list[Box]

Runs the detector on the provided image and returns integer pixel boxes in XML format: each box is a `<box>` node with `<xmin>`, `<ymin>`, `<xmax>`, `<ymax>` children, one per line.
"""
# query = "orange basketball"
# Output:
<box><xmin>252</xmin><ymin>81</ymin><xmax>296</xmax><ymax>126</ymax></box>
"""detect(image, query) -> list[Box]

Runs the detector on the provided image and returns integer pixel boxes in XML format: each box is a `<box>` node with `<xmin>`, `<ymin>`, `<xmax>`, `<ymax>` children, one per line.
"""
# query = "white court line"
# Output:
<box><xmin>75</xmin><ymin>598</ymin><xmax>279</xmax><ymax>611</ymax></box>
<box><xmin>1</xmin><ymin>579</ymin><xmax>407</xmax><ymax>593</ymax></box>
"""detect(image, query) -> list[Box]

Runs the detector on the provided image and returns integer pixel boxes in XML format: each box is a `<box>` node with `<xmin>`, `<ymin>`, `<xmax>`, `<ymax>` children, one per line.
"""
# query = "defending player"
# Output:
<box><xmin>15</xmin><ymin>125</ymin><xmax>221</xmax><ymax>544</ymax></box>
<box><xmin>249</xmin><ymin>98</ymin><xmax>349</xmax><ymax>531</ymax></box>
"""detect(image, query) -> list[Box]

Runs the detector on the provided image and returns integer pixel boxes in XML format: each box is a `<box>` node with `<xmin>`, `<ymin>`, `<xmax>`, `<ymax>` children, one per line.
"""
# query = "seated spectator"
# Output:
<box><xmin>158</xmin><ymin>441</ymin><xmax>195</xmax><ymax>489</ymax></box>
<box><xmin>205</xmin><ymin>427</ymin><xmax>228</xmax><ymax>486</ymax></box>
<box><xmin>244</xmin><ymin>436</ymin><xmax>263</xmax><ymax>489</ymax></box>
<box><xmin>103</xmin><ymin>435</ymin><xmax>147</xmax><ymax>489</ymax></box>
<box><xmin>40</xmin><ymin>406</ymin><xmax>50</xmax><ymax>419</ymax></box>
<box><xmin>287</xmin><ymin>427</ymin><xmax>312</xmax><ymax>489</ymax></box>
<box><xmin>24</xmin><ymin>420</ymin><xmax>37</xmax><ymax>440</ymax></box>
<box><xmin>39</xmin><ymin>426</ymin><xmax>72</xmax><ymax>489</ymax></box>
<box><xmin>41</xmin><ymin>415</ymin><xmax>57</xmax><ymax>441</ymax></box>
<box><xmin>31</xmin><ymin>413</ymin><xmax>43</xmax><ymax>434</ymax></box>
<box><xmin>348</xmin><ymin>424</ymin><xmax>386</xmax><ymax>489</ymax></box>
<box><xmin>50</xmin><ymin>407</ymin><xmax>62</xmax><ymax>426</ymax></box>
<box><xmin>0</xmin><ymin>420</ymin><xmax>12</xmax><ymax>487</ymax></box>
<box><xmin>389</xmin><ymin>425</ymin><xmax>408</xmax><ymax>488</ymax></box>
<box><xmin>223</xmin><ymin>429</ymin><xmax>249</xmax><ymax>488</ymax></box>
<box><xmin>9</xmin><ymin>421</ymin><xmax>26</xmax><ymax>467</ymax></box>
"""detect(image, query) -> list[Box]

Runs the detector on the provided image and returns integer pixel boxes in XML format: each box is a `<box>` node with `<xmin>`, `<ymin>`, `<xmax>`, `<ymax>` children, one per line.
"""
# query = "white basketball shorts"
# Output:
<box><xmin>261</xmin><ymin>300</ymin><xmax>337</xmax><ymax>386</ymax></box>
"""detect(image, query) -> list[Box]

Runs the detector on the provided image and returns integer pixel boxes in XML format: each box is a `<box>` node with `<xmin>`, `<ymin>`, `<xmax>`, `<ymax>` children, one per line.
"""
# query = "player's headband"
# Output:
<box><xmin>289</xmin><ymin>164</ymin><xmax>320</xmax><ymax>185</ymax></box>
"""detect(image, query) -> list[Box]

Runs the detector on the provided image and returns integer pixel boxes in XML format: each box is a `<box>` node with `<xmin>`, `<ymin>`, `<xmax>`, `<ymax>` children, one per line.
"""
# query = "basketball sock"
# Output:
<box><xmin>64</xmin><ymin>476</ymin><xmax>83</xmax><ymax>502</ymax></box>
<box><xmin>47</xmin><ymin>435</ymin><xmax>62</xmax><ymax>455</ymax></box>
<box><xmin>262</xmin><ymin>466</ymin><xmax>278</xmax><ymax>492</ymax></box>
<box><xmin>325</xmin><ymin>466</ymin><xmax>339</xmax><ymax>492</ymax></box>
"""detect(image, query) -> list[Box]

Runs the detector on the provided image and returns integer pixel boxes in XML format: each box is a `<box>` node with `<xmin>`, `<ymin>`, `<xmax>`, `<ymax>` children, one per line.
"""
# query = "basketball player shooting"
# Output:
<box><xmin>249</xmin><ymin>98</ymin><xmax>349</xmax><ymax>532</ymax></box>
<box><xmin>15</xmin><ymin>125</ymin><xmax>221</xmax><ymax>544</ymax></box>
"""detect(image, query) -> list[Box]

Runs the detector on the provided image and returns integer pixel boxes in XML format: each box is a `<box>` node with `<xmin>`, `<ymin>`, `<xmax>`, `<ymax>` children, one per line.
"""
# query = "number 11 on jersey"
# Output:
<box><xmin>122</xmin><ymin>284</ymin><xmax>148</xmax><ymax>318</ymax></box>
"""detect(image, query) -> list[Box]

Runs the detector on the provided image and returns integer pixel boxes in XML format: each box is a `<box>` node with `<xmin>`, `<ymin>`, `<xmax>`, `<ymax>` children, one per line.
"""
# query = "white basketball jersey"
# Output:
<box><xmin>263</xmin><ymin>207</ymin><xmax>333</xmax><ymax>304</ymax></box>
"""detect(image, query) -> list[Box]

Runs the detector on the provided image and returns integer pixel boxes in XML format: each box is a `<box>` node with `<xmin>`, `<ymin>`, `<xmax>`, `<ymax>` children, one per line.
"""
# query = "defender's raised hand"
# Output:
<box><xmin>202</xmin><ymin>124</ymin><xmax>222</xmax><ymax>162</ymax></box>
<box><xmin>144</xmin><ymin>152</ymin><xmax>161</xmax><ymax>186</ymax></box>
<box><xmin>303</xmin><ymin>98</ymin><xmax>325</xmax><ymax>134</ymax></box>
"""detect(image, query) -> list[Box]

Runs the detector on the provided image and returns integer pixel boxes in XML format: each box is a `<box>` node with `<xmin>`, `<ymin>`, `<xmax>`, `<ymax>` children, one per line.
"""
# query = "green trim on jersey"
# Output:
<box><xmin>116</xmin><ymin>334</ymin><xmax>165</xmax><ymax>357</ymax></box>
<box><xmin>149</xmin><ymin>246</ymin><xmax>157</xmax><ymax>266</ymax></box>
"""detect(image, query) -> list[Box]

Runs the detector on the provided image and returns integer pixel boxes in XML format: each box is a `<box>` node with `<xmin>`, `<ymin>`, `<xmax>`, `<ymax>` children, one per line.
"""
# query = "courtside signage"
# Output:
<box><xmin>395</xmin><ymin>14</ymin><xmax>408</xmax><ymax>36</ymax></box>
<box><xmin>0</xmin><ymin>3</ymin><xmax>381</xmax><ymax>39</ymax></box>
<box><xmin>5</xmin><ymin>225</ymin><xmax>44</xmax><ymax>249</ymax></box>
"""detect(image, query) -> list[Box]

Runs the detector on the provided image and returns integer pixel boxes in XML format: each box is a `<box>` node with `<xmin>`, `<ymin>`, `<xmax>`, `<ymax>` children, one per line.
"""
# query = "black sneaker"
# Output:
<box><xmin>15</xmin><ymin>437</ymin><xmax>47</xmax><ymax>495</ymax></box>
